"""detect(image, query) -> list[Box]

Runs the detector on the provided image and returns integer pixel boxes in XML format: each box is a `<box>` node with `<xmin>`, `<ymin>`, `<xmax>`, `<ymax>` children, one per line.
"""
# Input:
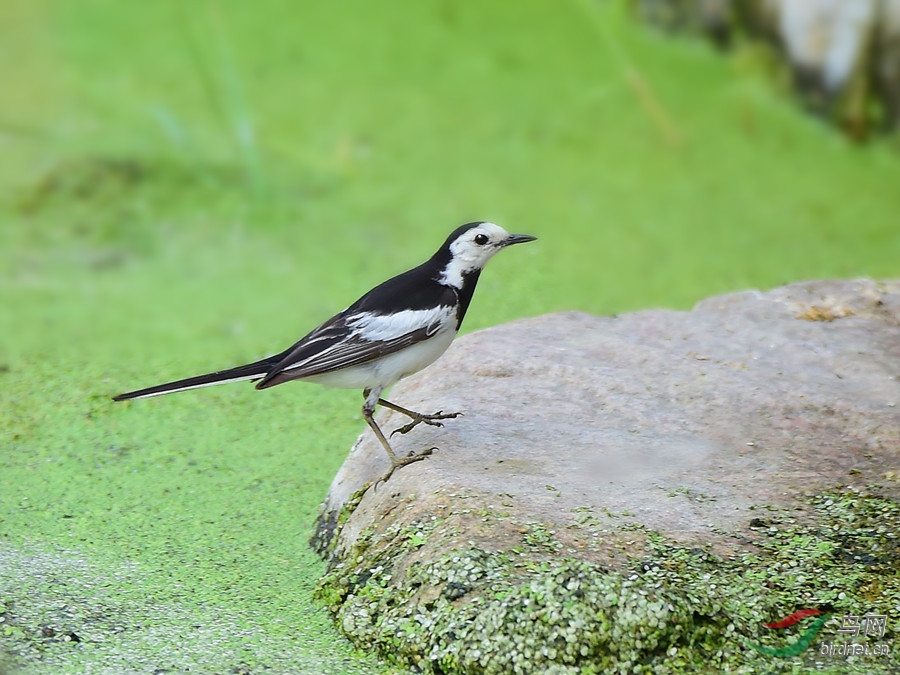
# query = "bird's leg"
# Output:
<box><xmin>377</xmin><ymin>397</ymin><xmax>463</xmax><ymax>437</ymax></box>
<box><xmin>362</xmin><ymin>388</ymin><xmax>431</xmax><ymax>481</ymax></box>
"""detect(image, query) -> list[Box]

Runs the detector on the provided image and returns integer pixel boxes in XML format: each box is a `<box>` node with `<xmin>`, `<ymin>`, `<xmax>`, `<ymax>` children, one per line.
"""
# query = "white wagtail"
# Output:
<box><xmin>114</xmin><ymin>222</ymin><xmax>536</xmax><ymax>479</ymax></box>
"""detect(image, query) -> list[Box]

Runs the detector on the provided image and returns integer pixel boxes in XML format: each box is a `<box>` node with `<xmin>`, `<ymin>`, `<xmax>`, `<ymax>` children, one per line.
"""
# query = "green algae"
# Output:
<box><xmin>316</xmin><ymin>488</ymin><xmax>900</xmax><ymax>674</ymax></box>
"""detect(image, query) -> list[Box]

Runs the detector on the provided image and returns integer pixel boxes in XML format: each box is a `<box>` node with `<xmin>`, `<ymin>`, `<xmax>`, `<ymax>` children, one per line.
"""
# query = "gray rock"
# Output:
<box><xmin>632</xmin><ymin>0</ymin><xmax>900</xmax><ymax>136</ymax></box>
<box><xmin>875</xmin><ymin>0</ymin><xmax>900</xmax><ymax>130</ymax></box>
<box><xmin>775</xmin><ymin>0</ymin><xmax>876</xmax><ymax>131</ymax></box>
<box><xmin>313</xmin><ymin>279</ymin><xmax>900</xmax><ymax>675</ymax></box>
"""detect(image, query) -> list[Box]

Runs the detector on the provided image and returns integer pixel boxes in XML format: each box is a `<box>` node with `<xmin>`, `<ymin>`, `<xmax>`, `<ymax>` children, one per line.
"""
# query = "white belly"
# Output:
<box><xmin>302</xmin><ymin>326</ymin><xmax>458</xmax><ymax>390</ymax></box>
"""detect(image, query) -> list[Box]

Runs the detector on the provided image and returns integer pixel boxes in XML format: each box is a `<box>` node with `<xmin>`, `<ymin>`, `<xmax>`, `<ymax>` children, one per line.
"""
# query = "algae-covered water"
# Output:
<box><xmin>1</xmin><ymin>1</ymin><xmax>898</xmax><ymax>673</ymax></box>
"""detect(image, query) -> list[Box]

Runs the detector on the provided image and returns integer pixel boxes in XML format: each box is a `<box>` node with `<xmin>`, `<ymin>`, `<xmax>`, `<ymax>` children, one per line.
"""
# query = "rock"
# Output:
<box><xmin>874</xmin><ymin>0</ymin><xmax>900</xmax><ymax>131</ymax></box>
<box><xmin>313</xmin><ymin>279</ymin><xmax>900</xmax><ymax>675</ymax></box>
<box><xmin>777</xmin><ymin>0</ymin><xmax>877</xmax><ymax>134</ymax></box>
<box><xmin>631</xmin><ymin>0</ymin><xmax>900</xmax><ymax>138</ymax></box>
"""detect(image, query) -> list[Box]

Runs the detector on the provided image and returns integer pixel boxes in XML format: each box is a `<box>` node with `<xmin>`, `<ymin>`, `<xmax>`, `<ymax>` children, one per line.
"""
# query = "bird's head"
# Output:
<box><xmin>436</xmin><ymin>221</ymin><xmax>536</xmax><ymax>288</ymax></box>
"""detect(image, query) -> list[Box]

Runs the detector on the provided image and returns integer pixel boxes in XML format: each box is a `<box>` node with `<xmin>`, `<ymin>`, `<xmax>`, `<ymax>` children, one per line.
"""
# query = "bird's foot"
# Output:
<box><xmin>390</xmin><ymin>410</ymin><xmax>462</xmax><ymax>437</ymax></box>
<box><xmin>379</xmin><ymin>447</ymin><xmax>435</xmax><ymax>484</ymax></box>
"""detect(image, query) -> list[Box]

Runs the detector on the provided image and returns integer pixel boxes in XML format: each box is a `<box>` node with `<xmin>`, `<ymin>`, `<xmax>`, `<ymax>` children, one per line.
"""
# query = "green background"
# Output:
<box><xmin>1</xmin><ymin>1</ymin><xmax>898</xmax><ymax>672</ymax></box>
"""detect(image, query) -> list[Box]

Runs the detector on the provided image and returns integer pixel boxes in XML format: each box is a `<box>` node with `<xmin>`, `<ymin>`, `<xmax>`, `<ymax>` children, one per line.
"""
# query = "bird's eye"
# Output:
<box><xmin>474</xmin><ymin>233</ymin><xmax>489</xmax><ymax>246</ymax></box>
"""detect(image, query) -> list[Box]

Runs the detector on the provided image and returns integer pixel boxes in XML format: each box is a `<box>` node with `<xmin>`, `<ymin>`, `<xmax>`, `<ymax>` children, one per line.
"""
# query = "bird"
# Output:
<box><xmin>113</xmin><ymin>222</ymin><xmax>537</xmax><ymax>480</ymax></box>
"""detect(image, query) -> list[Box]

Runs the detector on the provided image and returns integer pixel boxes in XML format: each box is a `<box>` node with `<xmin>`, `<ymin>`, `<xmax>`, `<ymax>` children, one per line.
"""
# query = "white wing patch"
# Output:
<box><xmin>278</xmin><ymin>305</ymin><xmax>456</xmax><ymax>375</ymax></box>
<box><xmin>349</xmin><ymin>306</ymin><xmax>454</xmax><ymax>342</ymax></box>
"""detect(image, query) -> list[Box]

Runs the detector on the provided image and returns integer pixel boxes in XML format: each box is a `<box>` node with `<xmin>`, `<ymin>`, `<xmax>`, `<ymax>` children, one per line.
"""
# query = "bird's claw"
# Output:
<box><xmin>377</xmin><ymin>448</ymin><xmax>435</xmax><ymax>485</ymax></box>
<box><xmin>391</xmin><ymin>419</ymin><xmax>441</xmax><ymax>437</ymax></box>
<box><xmin>390</xmin><ymin>410</ymin><xmax>462</xmax><ymax>437</ymax></box>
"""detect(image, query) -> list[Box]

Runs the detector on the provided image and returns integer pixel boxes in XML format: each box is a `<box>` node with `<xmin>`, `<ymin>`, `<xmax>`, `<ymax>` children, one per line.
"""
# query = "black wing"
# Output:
<box><xmin>254</xmin><ymin>306</ymin><xmax>450</xmax><ymax>389</ymax></box>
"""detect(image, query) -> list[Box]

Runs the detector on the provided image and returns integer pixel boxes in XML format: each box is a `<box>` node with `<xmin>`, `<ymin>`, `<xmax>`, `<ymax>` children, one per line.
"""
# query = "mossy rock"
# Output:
<box><xmin>315</xmin><ymin>488</ymin><xmax>899</xmax><ymax>674</ymax></box>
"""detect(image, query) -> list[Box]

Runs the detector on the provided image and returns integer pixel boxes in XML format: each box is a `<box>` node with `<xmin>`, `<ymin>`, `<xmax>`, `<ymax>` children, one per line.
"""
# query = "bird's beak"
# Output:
<box><xmin>502</xmin><ymin>233</ymin><xmax>537</xmax><ymax>247</ymax></box>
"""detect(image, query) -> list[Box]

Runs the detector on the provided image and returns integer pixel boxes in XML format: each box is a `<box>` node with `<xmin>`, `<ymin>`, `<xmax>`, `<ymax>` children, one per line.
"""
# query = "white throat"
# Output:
<box><xmin>438</xmin><ymin>255</ymin><xmax>483</xmax><ymax>288</ymax></box>
<box><xmin>437</xmin><ymin>222</ymin><xmax>509</xmax><ymax>288</ymax></box>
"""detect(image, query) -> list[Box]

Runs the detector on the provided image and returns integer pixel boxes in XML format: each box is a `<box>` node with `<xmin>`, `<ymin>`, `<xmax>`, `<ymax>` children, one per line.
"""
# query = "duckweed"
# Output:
<box><xmin>316</xmin><ymin>487</ymin><xmax>899</xmax><ymax>674</ymax></box>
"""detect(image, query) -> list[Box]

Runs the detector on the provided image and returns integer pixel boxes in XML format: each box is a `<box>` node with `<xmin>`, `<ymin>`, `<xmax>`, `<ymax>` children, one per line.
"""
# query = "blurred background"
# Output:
<box><xmin>1</xmin><ymin>0</ymin><xmax>898</xmax><ymax>672</ymax></box>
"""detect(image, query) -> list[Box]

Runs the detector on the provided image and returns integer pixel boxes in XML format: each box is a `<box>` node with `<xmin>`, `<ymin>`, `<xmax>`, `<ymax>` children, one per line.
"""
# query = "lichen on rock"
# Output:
<box><xmin>316</xmin><ymin>488</ymin><xmax>899</xmax><ymax>674</ymax></box>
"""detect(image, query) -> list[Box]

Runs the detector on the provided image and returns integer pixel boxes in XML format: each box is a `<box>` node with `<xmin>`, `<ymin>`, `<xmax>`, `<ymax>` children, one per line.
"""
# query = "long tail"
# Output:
<box><xmin>112</xmin><ymin>351</ymin><xmax>288</xmax><ymax>401</ymax></box>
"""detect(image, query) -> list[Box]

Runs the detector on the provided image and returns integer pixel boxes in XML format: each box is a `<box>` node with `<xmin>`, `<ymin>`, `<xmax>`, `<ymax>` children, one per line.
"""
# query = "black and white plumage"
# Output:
<box><xmin>113</xmin><ymin>222</ymin><xmax>536</xmax><ymax>479</ymax></box>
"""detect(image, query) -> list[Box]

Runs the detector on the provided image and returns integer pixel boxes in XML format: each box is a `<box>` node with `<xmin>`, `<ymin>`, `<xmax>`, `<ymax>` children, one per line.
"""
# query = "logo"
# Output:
<box><xmin>748</xmin><ymin>609</ymin><xmax>890</xmax><ymax>659</ymax></box>
<box><xmin>747</xmin><ymin>609</ymin><xmax>831</xmax><ymax>657</ymax></box>
<box><xmin>822</xmin><ymin>613</ymin><xmax>890</xmax><ymax>658</ymax></box>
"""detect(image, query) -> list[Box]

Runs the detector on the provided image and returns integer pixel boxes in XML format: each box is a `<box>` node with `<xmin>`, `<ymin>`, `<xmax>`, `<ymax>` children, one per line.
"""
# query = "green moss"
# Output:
<box><xmin>522</xmin><ymin>522</ymin><xmax>564</xmax><ymax>553</ymax></box>
<box><xmin>312</xmin><ymin>485</ymin><xmax>372</xmax><ymax>559</ymax></box>
<box><xmin>316</xmin><ymin>488</ymin><xmax>900</xmax><ymax>674</ymax></box>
